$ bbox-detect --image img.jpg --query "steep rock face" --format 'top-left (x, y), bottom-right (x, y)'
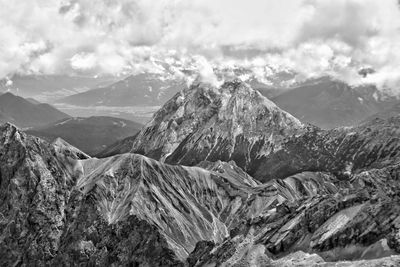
top-left (188, 162), bottom-right (400, 266)
top-left (59, 155), bottom-right (341, 263)
top-left (127, 79), bottom-right (304, 169)
top-left (0, 124), bottom-right (185, 265)
top-left (0, 123), bottom-right (78, 266)
top-left (0, 124), bottom-right (355, 265)
top-left (58, 155), bottom-right (359, 266)
top-left (255, 116), bottom-right (400, 181)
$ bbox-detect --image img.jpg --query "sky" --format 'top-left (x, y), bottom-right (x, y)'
top-left (1, 0), bottom-right (400, 90)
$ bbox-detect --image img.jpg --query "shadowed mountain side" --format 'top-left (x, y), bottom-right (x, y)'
top-left (271, 77), bottom-right (396, 129)
top-left (250, 116), bottom-right (400, 181)
top-left (0, 92), bottom-right (70, 128)
top-left (363, 101), bottom-right (400, 122)
top-left (26, 116), bottom-right (143, 155)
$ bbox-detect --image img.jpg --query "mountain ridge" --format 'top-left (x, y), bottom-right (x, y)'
top-left (1, 123), bottom-right (400, 266)
top-left (1, 78), bottom-right (400, 266)
top-left (0, 92), bottom-right (70, 128)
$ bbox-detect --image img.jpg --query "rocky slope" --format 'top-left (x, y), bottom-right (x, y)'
top-left (0, 123), bottom-right (337, 265)
top-left (0, 123), bottom-right (210, 265)
top-left (1, 111), bottom-right (400, 266)
top-left (2, 79), bottom-right (400, 266)
top-left (188, 160), bottom-right (400, 266)
top-left (250, 116), bottom-right (400, 181)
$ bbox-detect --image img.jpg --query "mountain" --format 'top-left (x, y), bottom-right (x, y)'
top-left (363, 100), bottom-right (400, 122)
top-left (25, 97), bottom-right (41, 104)
top-left (0, 74), bottom-right (117, 102)
top-left (26, 116), bottom-right (143, 155)
top-left (271, 77), bottom-right (396, 129)
top-left (0, 92), bottom-right (70, 128)
top-left (107, 79), bottom-right (304, 163)
top-left (57, 73), bottom-right (187, 107)
top-left (100, 80), bottom-right (400, 183)
top-left (1, 123), bottom-right (400, 266)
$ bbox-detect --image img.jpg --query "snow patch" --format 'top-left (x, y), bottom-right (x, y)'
top-left (373, 92), bottom-right (379, 101)
top-left (56, 118), bottom-right (72, 126)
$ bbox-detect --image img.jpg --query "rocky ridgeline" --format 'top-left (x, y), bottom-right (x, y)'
top-left (0, 123), bottom-right (348, 265)
top-left (1, 79), bottom-right (400, 266)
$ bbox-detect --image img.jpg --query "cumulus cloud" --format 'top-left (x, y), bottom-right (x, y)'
top-left (1, 0), bottom-right (400, 92)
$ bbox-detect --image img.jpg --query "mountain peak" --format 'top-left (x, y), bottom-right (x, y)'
top-left (119, 80), bottom-right (304, 174)
top-left (0, 122), bottom-right (24, 143)
top-left (1, 91), bottom-right (16, 97)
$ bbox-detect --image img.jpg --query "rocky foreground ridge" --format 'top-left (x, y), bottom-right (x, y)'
top-left (1, 80), bottom-right (400, 266)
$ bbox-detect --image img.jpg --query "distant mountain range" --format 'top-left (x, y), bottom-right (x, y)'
top-left (0, 92), bottom-right (70, 128)
top-left (26, 116), bottom-right (142, 155)
top-left (0, 74), bottom-right (118, 102)
top-left (0, 92), bottom-right (143, 154)
top-left (56, 73), bottom-right (187, 107)
top-left (53, 72), bottom-right (399, 129)
top-left (271, 77), bottom-right (397, 129)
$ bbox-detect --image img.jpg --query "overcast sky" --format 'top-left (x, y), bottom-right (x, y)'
top-left (1, 0), bottom-right (400, 90)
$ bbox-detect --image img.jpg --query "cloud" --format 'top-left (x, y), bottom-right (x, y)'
top-left (1, 0), bottom-right (400, 92)
top-left (193, 56), bottom-right (222, 87)
top-left (70, 52), bottom-right (97, 71)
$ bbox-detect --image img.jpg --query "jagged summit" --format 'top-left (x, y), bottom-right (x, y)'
top-left (0, 122), bottom-right (90, 161)
top-left (107, 80), bottom-right (304, 173)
